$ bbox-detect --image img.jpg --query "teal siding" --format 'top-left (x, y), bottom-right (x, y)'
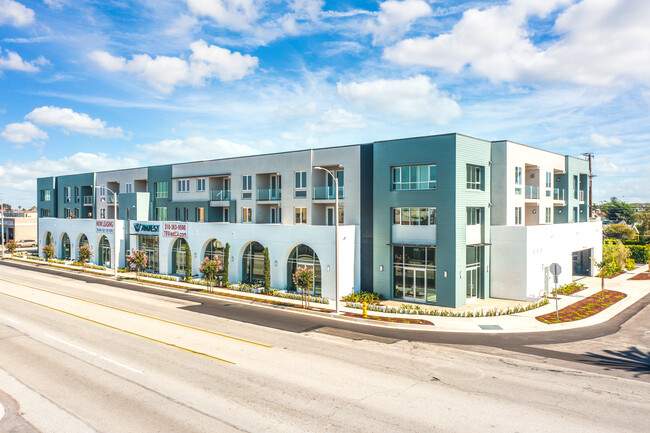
top-left (54, 173), bottom-right (95, 219)
top-left (148, 165), bottom-right (172, 221)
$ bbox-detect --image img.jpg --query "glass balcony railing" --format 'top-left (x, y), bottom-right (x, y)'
top-left (553, 188), bottom-right (565, 201)
top-left (211, 190), bottom-right (231, 201)
top-left (257, 188), bottom-right (281, 201)
top-left (525, 185), bottom-right (539, 199)
top-left (313, 186), bottom-right (344, 200)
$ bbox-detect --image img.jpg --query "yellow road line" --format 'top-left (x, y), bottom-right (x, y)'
top-left (0, 277), bottom-right (271, 349)
top-left (0, 290), bottom-right (234, 365)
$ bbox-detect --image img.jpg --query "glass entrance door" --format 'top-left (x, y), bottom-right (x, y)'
top-left (466, 267), bottom-right (479, 298)
top-left (404, 268), bottom-right (426, 301)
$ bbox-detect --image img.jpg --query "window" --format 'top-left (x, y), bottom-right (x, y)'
top-left (74, 208), bottom-right (80, 218)
top-left (392, 246), bottom-right (436, 303)
top-left (196, 207), bottom-right (205, 222)
top-left (515, 167), bottom-right (523, 185)
top-left (74, 186), bottom-right (80, 202)
top-left (545, 207), bottom-right (552, 224)
top-left (155, 207), bottom-right (167, 221)
top-left (155, 182), bottom-right (168, 198)
top-left (40, 189), bottom-right (51, 201)
top-left (242, 175), bottom-right (252, 199)
top-left (242, 207), bottom-right (252, 223)
top-left (99, 185), bottom-right (106, 201)
top-left (175, 208), bottom-right (180, 221)
top-left (177, 179), bottom-right (190, 193)
top-left (125, 183), bottom-right (132, 193)
top-left (100, 208), bottom-right (106, 219)
top-left (64, 187), bottom-right (71, 202)
top-left (392, 207), bottom-right (436, 225)
top-left (545, 172), bottom-right (552, 189)
top-left (466, 165), bottom-right (483, 190)
top-left (466, 207), bottom-right (482, 225)
top-left (197, 178), bottom-right (206, 192)
top-left (392, 164), bottom-right (436, 190)
top-left (40, 208), bottom-right (51, 217)
top-left (64, 208), bottom-right (71, 218)
top-left (573, 175), bottom-right (578, 199)
top-left (515, 207), bottom-right (522, 225)
top-left (183, 207), bottom-right (189, 222)
top-left (294, 171), bottom-right (307, 198)
top-left (125, 208), bottom-right (130, 220)
top-left (573, 206), bottom-right (578, 222)
top-left (295, 207), bottom-right (307, 224)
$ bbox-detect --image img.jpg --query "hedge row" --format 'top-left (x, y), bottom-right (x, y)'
top-left (628, 245), bottom-right (650, 263)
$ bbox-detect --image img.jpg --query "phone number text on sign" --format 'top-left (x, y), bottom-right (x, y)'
top-left (162, 223), bottom-right (188, 238)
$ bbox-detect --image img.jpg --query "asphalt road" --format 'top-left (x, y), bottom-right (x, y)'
top-left (0, 261), bottom-right (648, 432)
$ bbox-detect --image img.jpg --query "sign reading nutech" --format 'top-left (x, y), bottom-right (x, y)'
top-left (131, 222), bottom-right (160, 235)
top-left (162, 222), bottom-right (187, 238)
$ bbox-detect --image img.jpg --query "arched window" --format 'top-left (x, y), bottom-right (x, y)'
top-left (204, 239), bottom-right (225, 273)
top-left (287, 244), bottom-right (321, 296)
top-left (78, 234), bottom-right (89, 248)
top-left (171, 238), bottom-right (189, 275)
top-left (242, 241), bottom-right (265, 284)
top-left (98, 235), bottom-right (111, 268)
top-left (61, 233), bottom-right (71, 260)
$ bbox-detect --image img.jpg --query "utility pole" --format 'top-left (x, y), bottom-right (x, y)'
top-left (582, 153), bottom-right (595, 218)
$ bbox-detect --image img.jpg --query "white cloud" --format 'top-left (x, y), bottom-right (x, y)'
top-left (185, 0), bottom-right (261, 30)
top-left (589, 133), bottom-right (623, 148)
top-left (25, 106), bottom-right (126, 138)
top-left (366, 0), bottom-right (432, 45)
top-left (384, 0), bottom-right (650, 86)
top-left (337, 75), bottom-right (461, 124)
top-left (0, 0), bottom-right (35, 27)
top-left (43, 0), bottom-right (67, 9)
top-left (1, 121), bottom-right (47, 143)
top-left (306, 109), bottom-right (367, 133)
top-left (135, 136), bottom-right (261, 164)
top-left (0, 48), bottom-right (47, 72)
top-left (89, 40), bottom-right (257, 93)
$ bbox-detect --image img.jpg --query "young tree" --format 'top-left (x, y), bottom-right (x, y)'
top-left (199, 256), bottom-right (221, 293)
top-left (184, 242), bottom-right (192, 281)
top-left (604, 222), bottom-right (636, 240)
top-left (5, 240), bottom-right (17, 258)
top-left (263, 247), bottom-right (271, 293)
top-left (42, 244), bottom-right (55, 261)
top-left (77, 244), bottom-right (93, 272)
top-left (126, 249), bottom-right (147, 281)
top-left (635, 211), bottom-right (650, 240)
top-left (223, 243), bottom-right (230, 285)
top-left (293, 266), bottom-right (314, 309)
top-left (45, 231), bottom-right (53, 247)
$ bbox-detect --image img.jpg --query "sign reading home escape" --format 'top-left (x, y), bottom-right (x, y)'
top-left (96, 220), bottom-right (114, 234)
top-left (162, 222), bottom-right (187, 238)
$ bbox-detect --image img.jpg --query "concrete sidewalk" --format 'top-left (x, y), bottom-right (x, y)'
top-left (4, 255), bottom-right (649, 333)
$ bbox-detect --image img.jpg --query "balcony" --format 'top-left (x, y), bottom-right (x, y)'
top-left (553, 188), bottom-right (565, 204)
top-left (313, 186), bottom-right (344, 200)
top-left (257, 188), bottom-right (281, 201)
top-left (83, 195), bottom-right (93, 206)
top-left (579, 190), bottom-right (585, 204)
top-left (211, 190), bottom-right (231, 201)
top-left (525, 185), bottom-right (539, 200)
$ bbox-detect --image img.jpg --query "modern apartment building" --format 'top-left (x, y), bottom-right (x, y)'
top-left (37, 133), bottom-right (602, 308)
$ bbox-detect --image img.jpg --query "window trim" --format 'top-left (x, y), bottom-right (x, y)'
top-left (242, 207), bottom-right (252, 223)
top-left (466, 164), bottom-right (483, 191)
top-left (197, 178), bottom-right (206, 192)
top-left (392, 207), bottom-right (436, 226)
top-left (391, 164), bottom-right (437, 191)
top-left (295, 207), bottom-right (307, 224)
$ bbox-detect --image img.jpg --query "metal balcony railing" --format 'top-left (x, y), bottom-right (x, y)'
top-left (525, 185), bottom-right (539, 199)
top-left (313, 186), bottom-right (344, 200)
top-left (257, 188), bottom-right (281, 201)
top-left (211, 190), bottom-right (231, 201)
top-left (83, 195), bottom-right (93, 205)
top-left (579, 190), bottom-right (585, 203)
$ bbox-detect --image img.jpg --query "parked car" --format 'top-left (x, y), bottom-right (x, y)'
top-left (17, 239), bottom-right (37, 248)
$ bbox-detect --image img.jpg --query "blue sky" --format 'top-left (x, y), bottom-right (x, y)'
top-left (1, 0), bottom-right (649, 208)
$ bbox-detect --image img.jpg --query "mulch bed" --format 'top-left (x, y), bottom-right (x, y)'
top-left (343, 312), bottom-right (433, 325)
top-left (602, 271), bottom-right (626, 279)
top-left (536, 290), bottom-right (627, 324)
top-left (629, 272), bottom-right (650, 281)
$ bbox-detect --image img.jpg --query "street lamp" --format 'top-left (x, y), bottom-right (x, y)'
top-left (314, 166), bottom-right (341, 314)
top-left (94, 185), bottom-right (118, 278)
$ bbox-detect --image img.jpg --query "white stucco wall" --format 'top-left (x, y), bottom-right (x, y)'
top-left (39, 218), bottom-right (127, 268)
top-left (491, 221), bottom-right (602, 300)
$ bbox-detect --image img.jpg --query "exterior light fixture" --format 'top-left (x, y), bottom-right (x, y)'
top-left (379, 265), bottom-right (383, 271)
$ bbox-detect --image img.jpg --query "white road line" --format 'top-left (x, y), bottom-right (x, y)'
top-left (5, 317), bottom-right (19, 324)
top-left (44, 333), bottom-right (143, 374)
